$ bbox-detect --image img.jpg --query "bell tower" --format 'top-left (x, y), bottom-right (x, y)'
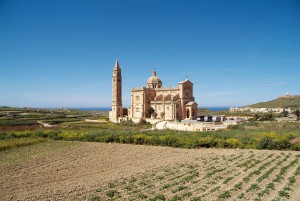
top-left (111, 59), bottom-right (123, 122)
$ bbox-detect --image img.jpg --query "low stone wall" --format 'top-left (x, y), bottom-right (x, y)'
top-left (130, 118), bottom-right (162, 124)
top-left (131, 118), bottom-right (142, 124)
top-left (85, 119), bottom-right (107, 123)
top-left (144, 118), bottom-right (162, 124)
top-left (156, 121), bottom-right (228, 132)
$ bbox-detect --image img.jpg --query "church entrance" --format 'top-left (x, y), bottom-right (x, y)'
top-left (186, 109), bottom-right (190, 119)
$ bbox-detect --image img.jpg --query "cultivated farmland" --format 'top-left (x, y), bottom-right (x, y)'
top-left (1, 141), bottom-right (299, 201)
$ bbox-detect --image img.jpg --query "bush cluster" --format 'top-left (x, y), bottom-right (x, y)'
top-left (256, 132), bottom-right (295, 150)
top-left (1, 129), bottom-right (298, 151)
top-left (1, 122), bottom-right (299, 151)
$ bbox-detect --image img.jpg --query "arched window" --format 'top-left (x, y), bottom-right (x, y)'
top-left (185, 91), bottom-right (189, 97)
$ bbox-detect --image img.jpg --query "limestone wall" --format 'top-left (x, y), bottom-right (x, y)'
top-left (156, 121), bottom-right (228, 132)
top-left (85, 119), bottom-right (107, 123)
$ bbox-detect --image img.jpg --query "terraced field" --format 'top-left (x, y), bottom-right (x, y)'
top-left (0, 141), bottom-right (299, 201)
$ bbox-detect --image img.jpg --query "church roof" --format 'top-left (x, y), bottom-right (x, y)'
top-left (178, 78), bottom-right (192, 84)
top-left (185, 101), bottom-right (197, 106)
top-left (147, 68), bottom-right (162, 85)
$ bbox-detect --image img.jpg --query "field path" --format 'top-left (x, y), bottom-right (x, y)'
top-left (0, 141), bottom-right (299, 200)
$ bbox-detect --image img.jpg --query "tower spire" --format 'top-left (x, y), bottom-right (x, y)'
top-left (114, 58), bottom-right (120, 69)
top-left (152, 68), bottom-right (156, 76)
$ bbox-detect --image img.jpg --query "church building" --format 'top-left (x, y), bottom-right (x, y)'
top-left (109, 59), bottom-right (198, 123)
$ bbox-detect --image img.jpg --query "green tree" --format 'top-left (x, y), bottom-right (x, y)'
top-left (281, 110), bottom-right (289, 117)
top-left (253, 113), bottom-right (260, 121)
top-left (259, 113), bottom-right (275, 121)
top-left (294, 109), bottom-right (300, 121)
top-left (146, 107), bottom-right (155, 118)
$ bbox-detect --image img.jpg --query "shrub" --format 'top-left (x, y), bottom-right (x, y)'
top-left (144, 135), bottom-right (153, 144)
top-left (257, 138), bottom-right (274, 150)
top-left (258, 113), bottom-right (275, 121)
top-left (272, 137), bottom-right (291, 150)
top-left (133, 134), bottom-right (146, 144)
top-left (159, 135), bottom-right (178, 147)
top-left (263, 132), bottom-right (277, 138)
top-left (257, 135), bottom-right (292, 150)
top-left (137, 118), bottom-right (149, 125)
top-left (225, 138), bottom-right (240, 148)
top-left (291, 143), bottom-right (300, 151)
top-left (120, 119), bottom-right (136, 126)
top-left (198, 137), bottom-right (215, 148)
top-left (85, 132), bottom-right (97, 142)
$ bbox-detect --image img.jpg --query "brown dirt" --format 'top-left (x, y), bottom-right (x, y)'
top-left (0, 141), bottom-right (300, 201)
top-left (290, 136), bottom-right (300, 144)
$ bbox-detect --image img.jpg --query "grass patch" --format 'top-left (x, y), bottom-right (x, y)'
top-left (0, 137), bottom-right (46, 151)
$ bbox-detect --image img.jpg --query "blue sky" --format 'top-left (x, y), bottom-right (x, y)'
top-left (1, 0), bottom-right (300, 108)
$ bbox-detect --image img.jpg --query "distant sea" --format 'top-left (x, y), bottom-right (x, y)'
top-left (76, 107), bottom-right (230, 111)
top-left (203, 107), bottom-right (230, 111)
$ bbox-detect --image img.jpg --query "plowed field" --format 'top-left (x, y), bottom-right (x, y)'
top-left (1, 141), bottom-right (299, 201)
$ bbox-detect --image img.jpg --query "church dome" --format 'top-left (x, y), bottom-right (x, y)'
top-left (147, 69), bottom-right (162, 88)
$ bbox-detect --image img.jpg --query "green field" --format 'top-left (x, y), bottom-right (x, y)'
top-left (1, 107), bottom-right (300, 151)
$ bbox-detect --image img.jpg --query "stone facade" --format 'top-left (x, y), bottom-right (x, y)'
top-left (109, 60), bottom-right (198, 122)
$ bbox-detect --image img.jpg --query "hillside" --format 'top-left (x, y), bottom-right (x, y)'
top-left (246, 94), bottom-right (300, 109)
